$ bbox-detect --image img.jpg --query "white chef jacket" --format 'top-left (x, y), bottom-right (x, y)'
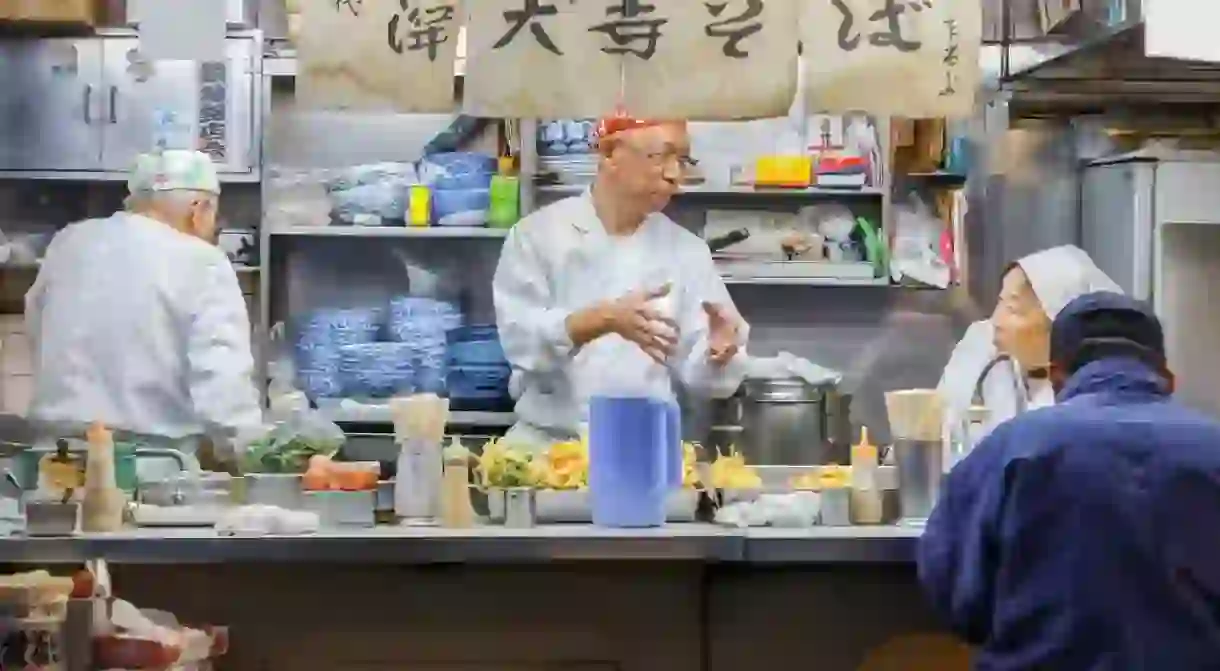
top-left (493, 190), bottom-right (749, 444)
top-left (23, 212), bottom-right (263, 442)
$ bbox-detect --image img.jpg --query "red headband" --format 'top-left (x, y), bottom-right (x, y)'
top-left (593, 106), bottom-right (667, 148)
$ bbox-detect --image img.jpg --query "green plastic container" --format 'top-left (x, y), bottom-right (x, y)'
top-left (487, 174), bottom-right (520, 229)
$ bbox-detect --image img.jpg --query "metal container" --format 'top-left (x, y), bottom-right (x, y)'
top-left (25, 501), bottom-right (79, 536)
top-left (819, 488), bottom-right (851, 526)
top-left (304, 491), bottom-right (375, 528)
top-left (503, 487), bottom-right (536, 528)
top-left (395, 439), bottom-right (442, 523)
top-left (893, 439), bottom-right (942, 527)
top-left (242, 474), bottom-right (303, 510)
top-left (715, 378), bottom-right (852, 465)
top-left (877, 465), bottom-right (900, 524)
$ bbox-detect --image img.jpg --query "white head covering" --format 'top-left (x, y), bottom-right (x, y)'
top-left (1012, 244), bottom-right (1122, 319)
top-left (127, 150), bottom-right (220, 195)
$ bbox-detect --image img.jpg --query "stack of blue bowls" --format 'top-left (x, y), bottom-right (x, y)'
top-left (386, 296), bottom-right (463, 395)
top-left (294, 307), bottom-right (383, 400)
top-left (338, 342), bottom-right (416, 398)
top-left (446, 324), bottom-right (511, 410)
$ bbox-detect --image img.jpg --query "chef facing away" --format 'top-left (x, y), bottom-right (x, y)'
top-left (23, 150), bottom-right (263, 464)
top-left (493, 112), bottom-right (748, 448)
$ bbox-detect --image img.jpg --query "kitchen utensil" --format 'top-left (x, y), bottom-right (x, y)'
top-left (303, 490), bottom-right (375, 528)
top-left (392, 394), bottom-right (449, 523)
top-left (706, 228), bottom-right (751, 253)
top-left (885, 389), bottom-right (944, 527)
top-left (503, 487), bottom-right (536, 528)
top-left (877, 465), bottom-right (900, 524)
top-left (243, 473), bottom-right (303, 510)
top-left (819, 487), bottom-right (851, 526)
top-left (25, 501), bottom-right (79, 536)
top-left (718, 378), bottom-right (853, 466)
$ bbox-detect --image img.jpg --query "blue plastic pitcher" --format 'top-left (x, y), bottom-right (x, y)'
top-left (589, 395), bottom-right (668, 527)
top-left (663, 401), bottom-right (682, 489)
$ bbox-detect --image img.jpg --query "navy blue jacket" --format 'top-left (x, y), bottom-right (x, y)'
top-left (918, 358), bottom-right (1220, 670)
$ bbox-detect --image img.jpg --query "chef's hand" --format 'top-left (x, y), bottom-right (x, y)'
top-left (607, 285), bottom-right (680, 364)
top-left (703, 301), bottom-right (741, 367)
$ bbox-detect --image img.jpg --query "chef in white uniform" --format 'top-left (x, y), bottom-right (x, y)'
top-left (24, 150), bottom-right (263, 465)
top-left (938, 245), bottom-right (1121, 438)
top-left (493, 112), bottom-right (748, 448)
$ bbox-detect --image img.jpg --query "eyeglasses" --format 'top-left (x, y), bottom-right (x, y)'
top-left (619, 143), bottom-right (699, 170)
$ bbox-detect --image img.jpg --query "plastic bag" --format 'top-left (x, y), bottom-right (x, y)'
top-left (890, 194), bottom-right (951, 288)
top-left (331, 180), bottom-right (409, 223)
top-left (325, 162), bottom-right (418, 192)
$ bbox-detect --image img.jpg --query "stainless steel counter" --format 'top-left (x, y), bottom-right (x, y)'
top-left (0, 524), bottom-right (920, 564)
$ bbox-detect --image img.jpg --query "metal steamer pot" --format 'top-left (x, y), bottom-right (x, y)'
top-left (711, 378), bottom-right (853, 466)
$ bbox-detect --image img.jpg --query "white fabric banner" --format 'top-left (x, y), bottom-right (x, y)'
top-left (463, 0), bottom-right (622, 118)
top-left (801, 0), bottom-right (981, 118)
top-left (621, 0), bottom-right (800, 120)
top-left (297, 0), bottom-right (460, 113)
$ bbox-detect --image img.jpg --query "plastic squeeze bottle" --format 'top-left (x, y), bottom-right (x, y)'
top-left (439, 437), bottom-right (475, 529)
top-left (849, 427), bottom-right (883, 525)
top-left (81, 422), bottom-right (125, 532)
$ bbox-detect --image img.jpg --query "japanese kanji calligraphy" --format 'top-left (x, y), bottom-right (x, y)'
top-left (296, 0), bottom-right (982, 119)
top-left (802, 0), bottom-right (981, 118)
top-left (297, 0), bottom-right (458, 113)
top-left (333, 0), bottom-right (361, 17)
top-left (622, 0), bottom-right (798, 119)
top-left (704, 0), bottom-right (765, 58)
top-left (464, 0), bottom-right (621, 118)
top-left (492, 0), bottom-right (563, 56)
top-left (587, 0), bottom-right (670, 60)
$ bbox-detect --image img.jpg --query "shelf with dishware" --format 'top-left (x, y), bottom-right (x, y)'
top-left (268, 226), bottom-right (509, 239)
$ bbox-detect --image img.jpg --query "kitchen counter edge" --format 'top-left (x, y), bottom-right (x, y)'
top-left (0, 526), bottom-right (921, 565)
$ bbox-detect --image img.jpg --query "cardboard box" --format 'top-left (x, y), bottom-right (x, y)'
top-left (9, 0), bottom-right (98, 25)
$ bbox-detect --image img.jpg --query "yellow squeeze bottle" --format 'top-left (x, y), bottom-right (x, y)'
top-left (849, 427), bottom-right (883, 525)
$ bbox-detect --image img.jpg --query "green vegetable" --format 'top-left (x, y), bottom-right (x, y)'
top-left (241, 434), bottom-right (338, 474)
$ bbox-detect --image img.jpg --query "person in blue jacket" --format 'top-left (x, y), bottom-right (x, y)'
top-left (918, 291), bottom-right (1220, 669)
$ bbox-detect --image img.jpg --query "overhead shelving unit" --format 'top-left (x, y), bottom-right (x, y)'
top-left (998, 15), bottom-right (1220, 114)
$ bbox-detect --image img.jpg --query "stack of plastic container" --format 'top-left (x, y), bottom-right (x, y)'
top-left (420, 152), bottom-right (496, 227)
top-left (445, 325), bottom-right (511, 411)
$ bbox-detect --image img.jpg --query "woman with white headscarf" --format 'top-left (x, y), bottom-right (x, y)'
top-left (938, 245), bottom-right (1122, 440)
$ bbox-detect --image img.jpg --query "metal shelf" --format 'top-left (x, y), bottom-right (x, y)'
top-left (319, 403), bottom-right (515, 427)
top-left (722, 276), bottom-right (889, 287)
top-left (536, 184), bottom-right (885, 198)
top-left (268, 226), bottom-right (510, 239)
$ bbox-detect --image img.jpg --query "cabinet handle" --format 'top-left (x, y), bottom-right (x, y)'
top-left (82, 85), bottom-right (92, 124)
top-left (108, 86), bottom-right (118, 124)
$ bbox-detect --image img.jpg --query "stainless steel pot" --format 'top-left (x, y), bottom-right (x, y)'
top-left (712, 378), bottom-right (852, 465)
